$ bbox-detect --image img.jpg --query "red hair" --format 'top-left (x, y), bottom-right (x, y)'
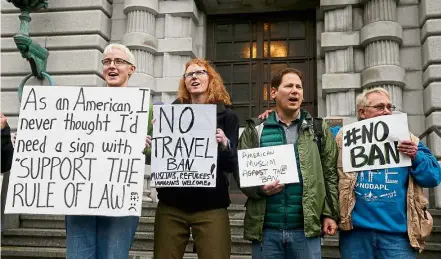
top-left (177, 59), bottom-right (232, 105)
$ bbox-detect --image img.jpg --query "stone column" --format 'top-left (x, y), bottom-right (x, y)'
top-left (122, 0), bottom-right (159, 202)
top-left (420, 0), bottom-right (441, 208)
top-left (360, 0), bottom-right (405, 109)
top-left (320, 1), bottom-right (363, 121)
top-left (122, 0), bottom-right (157, 91)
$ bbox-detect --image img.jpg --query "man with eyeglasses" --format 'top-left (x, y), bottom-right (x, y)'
top-left (335, 87), bottom-right (441, 259)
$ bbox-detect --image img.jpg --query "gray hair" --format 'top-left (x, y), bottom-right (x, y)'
top-left (103, 43), bottom-right (136, 67)
top-left (356, 87), bottom-right (391, 119)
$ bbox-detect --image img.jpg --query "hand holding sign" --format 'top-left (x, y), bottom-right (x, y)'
top-left (398, 140), bottom-right (418, 160)
top-left (216, 128), bottom-right (228, 149)
top-left (145, 135), bottom-right (152, 149)
top-left (261, 180), bottom-right (284, 196)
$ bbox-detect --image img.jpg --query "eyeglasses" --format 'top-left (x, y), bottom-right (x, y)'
top-left (101, 58), bottom-right (132, 67)
top-left (365, 104), bottom-right (396, 112)
top-left (183, 70), bottom-right (208, 79)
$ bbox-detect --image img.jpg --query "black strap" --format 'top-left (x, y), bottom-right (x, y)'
top-left (312, 118), bottom-right (323, 153)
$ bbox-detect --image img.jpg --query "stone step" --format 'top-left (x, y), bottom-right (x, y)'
top-left (0, 229), bottom-right (340, 256)
top-left (0, 247), bottom-right (254, 259)
top-left (0, 246), bottom-right (341, 259)
top-left (430, 209), bottom-right (441, 226)
top-left (20, 215), bottom-right (245, 236)
top-left (2, 241), bottom-right (441, 259)
top-left (0, 229), bottom-right (251, 255)
top-left (19, 214), bottom-right (441, 242)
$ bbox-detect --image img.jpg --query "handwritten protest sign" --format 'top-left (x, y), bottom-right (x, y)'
top-left (151, 104), bottom-right (217, 187)
top-left (5, 86), bottom-right (150, 216)
top-left (150, 105), bottom-right (217, 187)
top-left (342, 113), bottom-right (411, 172)
top-left (238, 144), bottom-right (299, 188)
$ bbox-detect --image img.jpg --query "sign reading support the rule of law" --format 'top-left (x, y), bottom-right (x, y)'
top-left (238, 144), bottom-right (299, 188)
top-left (342, 113), bottom-right (411, 172)
top-left (5, 86), bottom-right (150, 217)
top-left (150, 104), bottom-right (218, 188)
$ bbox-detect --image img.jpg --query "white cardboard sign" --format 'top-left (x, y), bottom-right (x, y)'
top-left (150, 104), bottom-right (218, 188)
top-left (5, 86), bottom-right (150, 216)
top-left (342, 113), bottom-right (411, 172)
top-left (238, 144), bottom-right (299, 188)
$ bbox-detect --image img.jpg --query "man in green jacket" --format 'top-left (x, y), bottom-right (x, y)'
top-left (238, 68), bottom-right (339, 259)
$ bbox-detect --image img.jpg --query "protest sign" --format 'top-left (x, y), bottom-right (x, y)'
top-left (238, 144), bottom-right (299, 188)
top-left (150, 104), bottom-right (217, 188)
top-left (5, 86), bottom-right (150, 217)
top-left (342, 113), bottom-right (411, 172)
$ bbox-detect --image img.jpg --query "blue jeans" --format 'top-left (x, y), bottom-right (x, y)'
top-left (339, 228), bottom-right (417, 259)
top-left (252, 228), bottom-right (321, 259)
top-left (65, 215), bottom-right (139, 259)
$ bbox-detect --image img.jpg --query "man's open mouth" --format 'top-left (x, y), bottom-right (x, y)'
top-left (289, 97), bottom-right (299, 102)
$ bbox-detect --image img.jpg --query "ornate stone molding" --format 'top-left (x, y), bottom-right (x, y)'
top-left (325, 5), bottom-right (352, 32)
top-left (360, 21), bottom-right (402, 45)
top-left (363, 0), bottom-right (397, 23)
top-left (364, 40), bottom-right (400, 67)
top-left (361, 65), bottom-right (405, 88)
top-left (325, 47), bottom-right (354, 73)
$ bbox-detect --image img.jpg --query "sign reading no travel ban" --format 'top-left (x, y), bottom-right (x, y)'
top-left (150, 104), bottom-right (218, 188)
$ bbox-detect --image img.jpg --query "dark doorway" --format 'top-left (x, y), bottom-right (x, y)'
top-left (207, 11), bottom-right (317, 204)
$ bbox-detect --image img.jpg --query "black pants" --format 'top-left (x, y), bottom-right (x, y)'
top-left (1, 171), bottom-right (10, 231)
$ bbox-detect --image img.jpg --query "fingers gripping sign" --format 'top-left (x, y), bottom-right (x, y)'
top-left (261, 180), bottom-right (284, 196)
top-left (397, 140), bottom-right (418, 160)
top-left (216, 128), bottom-right (228, 150)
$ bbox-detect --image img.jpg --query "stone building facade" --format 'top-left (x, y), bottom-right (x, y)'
top-left (1, 0), bottom-right (440, 206)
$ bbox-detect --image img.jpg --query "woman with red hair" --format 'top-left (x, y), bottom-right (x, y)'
top-left (149, 59), bottom-right (239, 259)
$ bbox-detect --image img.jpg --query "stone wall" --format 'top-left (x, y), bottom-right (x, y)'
top-left (1, 0), bottom-right (112, 129)
top-left (1, 0), bottom-right (206, 130)
top-left (420, 0), bottom-right (441, 159)
top-left (320, 0), bottom-right (441, 207)
top-left (320, 0), bottom-right (361, 125)
top-left (110, 0), bottom-right (206, 103)
top-left (420, 0), bottom-right (441, 207)
top-left (398, 0), bottom-right (425, 136)
top-left (319, 0), bottom-right (432, 133)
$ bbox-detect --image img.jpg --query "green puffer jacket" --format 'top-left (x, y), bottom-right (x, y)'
top-left (237, 109), bottom-right (339, 241)
top-left (260, 114), bottom-right (304, 230)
